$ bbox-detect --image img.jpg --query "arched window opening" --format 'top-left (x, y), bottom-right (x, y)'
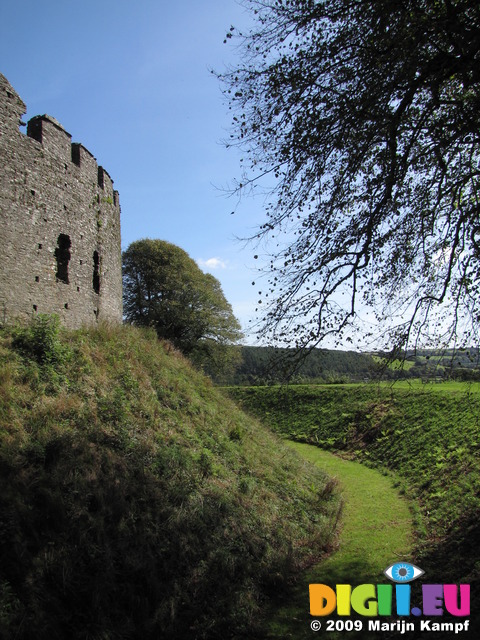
top-left (55, 234), bottom-right (71, 284)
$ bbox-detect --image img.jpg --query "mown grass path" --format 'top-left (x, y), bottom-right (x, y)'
top-left (265, 442), bottom-right (414, 639)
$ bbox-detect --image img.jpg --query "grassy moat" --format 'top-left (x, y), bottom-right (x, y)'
top-left (1, 316), bottom-right (478, 638)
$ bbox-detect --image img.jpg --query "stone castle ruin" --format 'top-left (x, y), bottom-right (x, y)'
top-left (0, 73), bottom-right (122, 328)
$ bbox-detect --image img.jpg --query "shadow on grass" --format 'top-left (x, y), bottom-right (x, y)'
top-left (415, 510), bottom-right (480, 640)
top-left (260, 558), bottom-right (379, 640)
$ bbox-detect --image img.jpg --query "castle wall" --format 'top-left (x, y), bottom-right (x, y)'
top-left (0, 73), bottom-right (122, 328)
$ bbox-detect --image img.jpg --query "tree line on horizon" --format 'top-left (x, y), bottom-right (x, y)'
top-left (216, 345), bottom-right (480, 385)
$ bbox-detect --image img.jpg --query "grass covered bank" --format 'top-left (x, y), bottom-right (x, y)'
top-left (0, 318), bottom-right (340, 640)
top-left (228, 383), bottom-right (480, 630)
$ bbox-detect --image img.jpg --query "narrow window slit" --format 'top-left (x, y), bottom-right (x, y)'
top-left (55, 234), bottom-right (71, 284)
top-left (93, 250), bottom-right (100, 294)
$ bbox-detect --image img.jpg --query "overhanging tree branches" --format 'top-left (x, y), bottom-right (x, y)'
top-left (219, 0), bottom-right (480, 351)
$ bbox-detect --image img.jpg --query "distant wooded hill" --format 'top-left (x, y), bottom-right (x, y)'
top-left (219, 346), bottom-right (480, 385)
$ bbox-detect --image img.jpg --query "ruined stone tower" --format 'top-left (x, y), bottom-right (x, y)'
top-left (0, 73), bottom-right (122, 328)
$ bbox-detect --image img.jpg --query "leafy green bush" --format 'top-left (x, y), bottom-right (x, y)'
top-left (11, 314), bottom-right (69, 366)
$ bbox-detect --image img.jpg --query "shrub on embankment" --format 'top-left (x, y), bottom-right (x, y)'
top-left (0, 318), bottom-right (340, 640)
top-left (228, 384), bottom-right (480, 594)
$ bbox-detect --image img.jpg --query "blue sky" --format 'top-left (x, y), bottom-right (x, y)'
top-left (0, 0), bottom-right (264, 340)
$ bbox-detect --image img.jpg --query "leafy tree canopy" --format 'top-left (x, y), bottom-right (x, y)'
top-left (122, 239), bottom-right (243, 376)
top-left (219, 0), bottom-right (480, 353)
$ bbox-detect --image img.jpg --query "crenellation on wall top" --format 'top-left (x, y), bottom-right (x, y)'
top-left (72, 141), bottom-right (95, 163)
top-left (98, 166), bottom-right (116, 195)
top-left (0, 73), bottom-right (26, 129)
top-left (71, 142), bottom-right (107, 190)
top-left (0, 74), bottom-right (116, 198)
top-left (28, 114), bottom-right (72, 138)
top-left (27, 114), bottom-right (72, 160)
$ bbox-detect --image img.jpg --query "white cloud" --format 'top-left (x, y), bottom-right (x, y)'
top-left (197, 257), bottom-right (228, 270)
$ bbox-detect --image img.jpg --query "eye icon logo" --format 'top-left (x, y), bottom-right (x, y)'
top-left (384, 562), bottom-right (424, 583)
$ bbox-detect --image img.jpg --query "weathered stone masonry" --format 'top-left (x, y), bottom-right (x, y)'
top-left (0, 72), bottom-right (122, 328)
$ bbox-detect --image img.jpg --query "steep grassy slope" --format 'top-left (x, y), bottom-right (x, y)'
top-left (0, 319), bottom-right (340, 640)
